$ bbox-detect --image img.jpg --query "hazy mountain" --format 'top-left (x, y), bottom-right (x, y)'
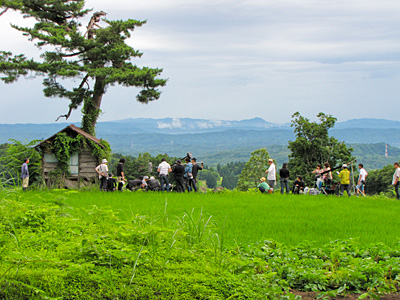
top-left (0, 117), bottom-right (399, 169)
top-left (335, 118), bottom-right (400, 129)
top-left (1, 117), bottom-right (400, 154)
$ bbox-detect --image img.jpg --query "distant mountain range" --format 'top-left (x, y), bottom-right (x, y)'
top-left (0, 117), bottom-right (399, 167)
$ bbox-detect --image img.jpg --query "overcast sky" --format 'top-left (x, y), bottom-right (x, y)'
top-left (1, 0), bottom-right (400, 124)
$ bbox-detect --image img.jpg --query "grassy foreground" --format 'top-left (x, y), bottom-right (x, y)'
top-left (1, 189), bottom-right (400, 299)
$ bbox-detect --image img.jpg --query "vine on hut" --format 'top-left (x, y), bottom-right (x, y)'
top-left (48, 133), bottom-right (110, 175)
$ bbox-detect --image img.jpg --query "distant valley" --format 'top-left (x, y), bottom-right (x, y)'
top-left (0, 117), bottom-right (399, 169)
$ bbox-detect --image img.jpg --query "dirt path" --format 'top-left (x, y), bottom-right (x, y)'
top-left (291, 290), bottom-right (400, 299)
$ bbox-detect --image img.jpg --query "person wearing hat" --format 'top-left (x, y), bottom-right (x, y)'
top-left (338, 164), bottom-right (351, 196)
top-left (141, 176), bottom-right (149, 190)
top-left (257, 177), bottom-right (272, 194)
top-left (265, 158), bottom-right (276, 193)
top-left (95, 158), bottom-right (109, 191)
top-left (172, 160), bottom-right (185, 192)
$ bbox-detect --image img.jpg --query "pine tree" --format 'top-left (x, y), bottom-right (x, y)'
top-left (0, 0), bottom-right (166, 135)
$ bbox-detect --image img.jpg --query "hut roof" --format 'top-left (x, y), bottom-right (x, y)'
top-left (35, 124), bottom-right (105, 150)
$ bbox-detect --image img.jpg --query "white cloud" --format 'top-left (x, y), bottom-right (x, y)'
top-left (157, 118), bottom-right (183, 129)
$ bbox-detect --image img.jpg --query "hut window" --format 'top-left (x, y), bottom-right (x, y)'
top-left (69, 153), bottom-right (79, 175)
top-left (44, 153), bottom-right (58, 163)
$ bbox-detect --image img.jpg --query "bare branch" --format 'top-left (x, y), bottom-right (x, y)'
top-left (55, 107), bottom-right (73, 122)
top-left (55, 74), bottom-right (90, 122)
top-left (85, 11), bottom-right (107, 39)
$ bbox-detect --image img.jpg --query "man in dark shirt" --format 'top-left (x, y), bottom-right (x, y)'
top-left (172, 160), bottom-right (185, 192)
top-left (116, 158), bottom-right (125, 191)
top-left (279, 162), bottom-right (290, 194)
top-left (292, 175), bottom-right (306, 194)
top-left (191, 158), bottom-right (203, 192)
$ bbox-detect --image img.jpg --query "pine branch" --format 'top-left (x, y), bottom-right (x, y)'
top-left (0, 8), bottom-right (8, 17)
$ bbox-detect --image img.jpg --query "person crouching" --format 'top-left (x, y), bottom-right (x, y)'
top-left (257, 177), bottom-right (273, 194)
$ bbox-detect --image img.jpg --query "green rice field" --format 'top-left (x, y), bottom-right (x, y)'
top-left (2, 189), bottom-right (400, 299)
top-left (22, 190), bottom-right (400, 247)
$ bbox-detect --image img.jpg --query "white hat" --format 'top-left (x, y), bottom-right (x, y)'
top-left (150, 176), bottom-right (155, 180)
top-left (102, 159), bottom-right (108, 163)
top-left (143, 176), bottom-right (149, 180)
top-left (342, 164), bottom-right (347, 168)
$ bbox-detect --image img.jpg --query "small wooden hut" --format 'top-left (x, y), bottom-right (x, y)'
top-left (35, 124), bottom-right (105, 188)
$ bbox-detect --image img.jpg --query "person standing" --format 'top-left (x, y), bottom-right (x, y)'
top-left (184, 157), bottom-right (195, 192)
top-left (157, 158), bottom-right (172, 192)
top-left (21, 158), bottom-right (29, 191)
top-left (95, 159), bottom-right (109, 191)
top-left (323, 162), bottom-right (333, 185)
top-left (279, 162), bottom-right (290, 194)
top-left (265, 158), bottom-right (276, 193)
top-left (191, 158), bottom-right (203, 192)
top-left (172, 160), bottom-right (185, 192)
top-left (116, 158), bottom-right (126, 192)
top-left (338, 164), bottom-right (351, 197)
top-left (356, 163), bottom-right (368, 196)
top-left (392, 162), bottom-right (400, 200)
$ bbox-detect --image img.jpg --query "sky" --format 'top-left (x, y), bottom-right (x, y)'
top-left (1, 0), bottom-right (400, 124)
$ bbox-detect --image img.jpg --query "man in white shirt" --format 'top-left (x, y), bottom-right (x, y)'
top-left (157, 158), bottom-right (172, 192)
top-left (265, 158), bottom-right (276, 193)
top-left (356, 163), bottom-right (368, 196)
top-left (392, 162), bottom-right (400, 200)
top-left (95, 159), bottom-right (109, 191)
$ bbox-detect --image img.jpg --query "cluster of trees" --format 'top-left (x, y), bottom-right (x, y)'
top-left (218, 162), bottom-right (246, 190)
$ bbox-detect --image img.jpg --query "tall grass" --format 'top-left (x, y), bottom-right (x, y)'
top-left (14, 189), bottom-right (400, 247)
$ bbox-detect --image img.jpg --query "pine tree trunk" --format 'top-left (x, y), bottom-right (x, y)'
top-left (82, 77), bottom-right (105, 135)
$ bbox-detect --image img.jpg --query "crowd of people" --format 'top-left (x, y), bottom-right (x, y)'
top-left (94, 156), bottom-right (204, 192)
top-left (256, 159), bottom-right (400, 198)
top-left (19, 156), bottom-right (400, 199)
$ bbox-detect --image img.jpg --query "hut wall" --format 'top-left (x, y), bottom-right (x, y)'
top-left (79, 150), bottom-right (98, 179)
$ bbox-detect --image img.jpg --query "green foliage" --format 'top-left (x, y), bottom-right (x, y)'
top-left (198, 169), bottom-right (220, 189)
top-left (350, 143), bottom-right (399, 170)
top-left (288, 112), bottom-right (354, 185)
top-left (0, 0), bottom-right (167, 135)
top-left (237, 148), bottom-right (270, 191)
top-left (366, 164), bottom-right (396, 196)
top-left (219, 161), bottom-right (245, 190)
top-left (0, 140), bottom-right (42, 187)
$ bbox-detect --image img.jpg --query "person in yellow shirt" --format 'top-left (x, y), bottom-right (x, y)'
top-left (338, 164), bottom-right (351, 196)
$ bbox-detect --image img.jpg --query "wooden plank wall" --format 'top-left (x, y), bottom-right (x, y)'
top-left (79, 150), bottom-right (98, 179)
